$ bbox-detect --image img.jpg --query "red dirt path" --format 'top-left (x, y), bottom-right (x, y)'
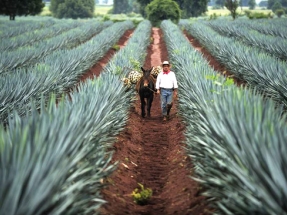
top-left (79, 27), bottom-right (228, 214)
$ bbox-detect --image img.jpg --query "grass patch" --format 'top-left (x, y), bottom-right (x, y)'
top-left (40, 6), bottom-right (52, 16)
top-left (95, 5), bottom-right (113, 15)
top-left (132, 183), bottom-right (152, 205)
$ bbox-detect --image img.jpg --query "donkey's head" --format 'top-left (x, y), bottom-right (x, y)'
top-left (140, 67), bottom-right (154, 87)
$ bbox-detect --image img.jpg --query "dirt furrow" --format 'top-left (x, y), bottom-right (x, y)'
top-left (99, 28), bottom-right (211, 215)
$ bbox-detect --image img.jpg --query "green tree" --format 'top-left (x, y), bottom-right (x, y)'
top-left (267, 0), bottom-right (276, 8)
top-left (175, 0), bottom-right (184, 8)
top-left (136, 0), bottom-right (150, 16)
top-left (176, 0), bottom-right (208, 18)
top-left (50, 0), bottom-right (64, 13)
top-left (268, 0), bottom-right (287, 8)
top-left (185, 0), bottom-right (209, 17)
top-left (145, 0), bottom-right (181, 26)
top-left (129, 0), bottom-right (141, 13)
top-left (137, 0), bottom-right (208, 18)
top-left (225, 0), bottom-right (239, 19)
top-left (0, 0), bottom-right (45, 20)
top-left (271, 0), bottom-right (283, 11)
top-left (113, 0), bottom-right (131, 13)
top-left (50, 0), bottom-right (94, 18)
top-left (249, 0), bottom-right (256, 9)
top-left (275, 8), bottom-right (285, 16)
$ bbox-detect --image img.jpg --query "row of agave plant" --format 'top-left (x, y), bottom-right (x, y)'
top-left (1, 19), bottom-right (74, 52)
top-left (0, 20), bottom-right (112, 72)
top-left (0, 18), bottom-right (56, 39)
top-left (225, 18), bottom-right (287, 39)
top-left (0, 20), bottom-right (152, 215)
top-left (161, 19), bottom-right (287, 215)
top-left (0, 21), bottom-right (132, 124)
top-left (179, 20), bottom-right (287, 109)
top-left (204, 19), bottom-right (287, 60)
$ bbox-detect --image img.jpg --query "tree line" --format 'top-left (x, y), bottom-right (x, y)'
top-left (0, 0), bottom-right (208, 20)
top-left (0, 0), bottom-right (285, 21)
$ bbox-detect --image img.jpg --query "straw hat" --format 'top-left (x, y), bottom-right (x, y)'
top-left (162, 61), bottom-right (170, 65)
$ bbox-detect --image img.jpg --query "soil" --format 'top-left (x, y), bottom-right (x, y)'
top-left (80, 28), bottom-right (223, 215)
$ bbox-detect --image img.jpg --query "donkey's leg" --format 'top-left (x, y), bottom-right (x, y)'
top-left (147, 94), bottom-right (154, 117)
top-left (140, 96), bottom-right (146, 117)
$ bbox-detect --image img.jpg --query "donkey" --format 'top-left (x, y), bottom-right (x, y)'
top-left (136, 67), bottom-right (156, 118)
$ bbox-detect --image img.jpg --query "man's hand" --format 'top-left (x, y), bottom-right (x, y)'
top-left (157, 89), bottom-right (160, 94)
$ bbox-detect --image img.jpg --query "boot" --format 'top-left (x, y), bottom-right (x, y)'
top-left (167, 103), bottom-right (173, 117)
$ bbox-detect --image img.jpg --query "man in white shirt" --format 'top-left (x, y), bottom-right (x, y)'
top-left (156, 61), bottom-right (178, 121)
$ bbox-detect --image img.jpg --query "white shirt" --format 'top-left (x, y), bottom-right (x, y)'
top-left (156, 71), bottom-right (178, 90)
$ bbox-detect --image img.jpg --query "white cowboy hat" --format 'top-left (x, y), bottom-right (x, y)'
top-left (162, 61), bottom-right (170, 65)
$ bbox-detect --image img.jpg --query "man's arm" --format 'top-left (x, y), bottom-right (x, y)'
top-left (156, 73), bottom-right (161, 94)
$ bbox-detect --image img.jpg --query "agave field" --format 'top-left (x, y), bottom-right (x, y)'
top-left (0, 16), bottom-right (287, 215)
top-left (173, 18), bottom-right (287, 214)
